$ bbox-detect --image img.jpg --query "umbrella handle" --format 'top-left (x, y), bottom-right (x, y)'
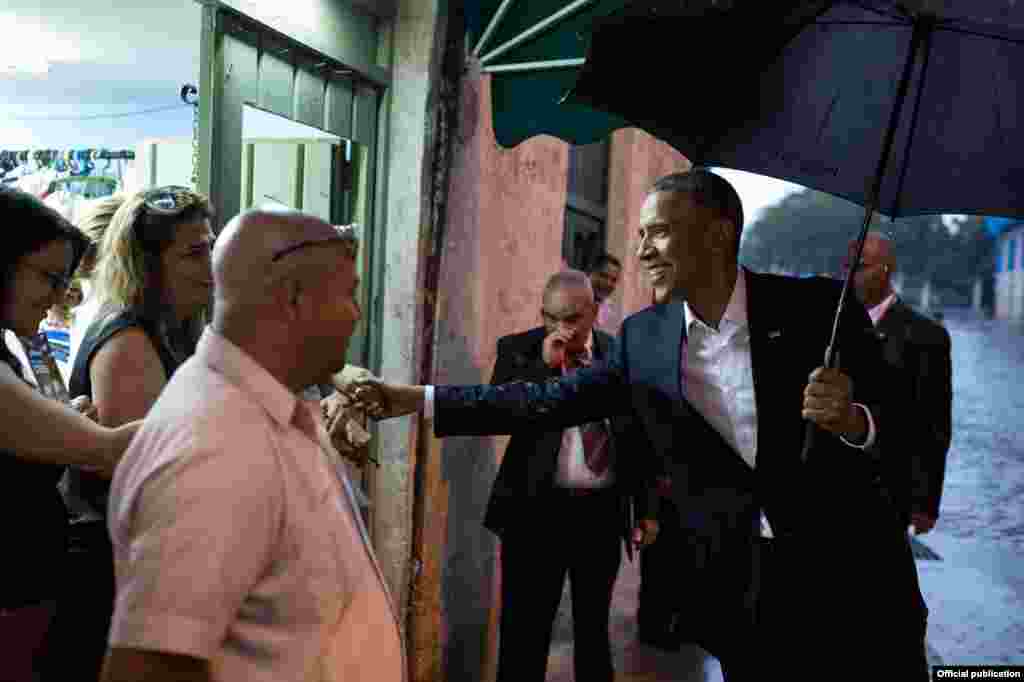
top-left (799, 347), bottom-right (838, 464)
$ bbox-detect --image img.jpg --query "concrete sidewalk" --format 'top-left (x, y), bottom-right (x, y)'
top-left (914, 530), bottom-right (1024, 667)
top-left (544, 546), bottom-right (950, 682)
top-left (546, 548), bottom-right (722, 682)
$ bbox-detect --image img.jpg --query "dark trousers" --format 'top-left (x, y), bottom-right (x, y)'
top-left (0, 599), bottom-right (55, 682)
top-left (41, 522), bottom-right (115, 682)
top-left (497, 487), bottom-right (623, 682)
top-left (716, 535), bottom-right (930, 682)
top-left (636, 496), bottom-right (685, 649)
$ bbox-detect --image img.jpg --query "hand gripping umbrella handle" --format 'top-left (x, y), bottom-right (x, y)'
top-left (800, 346), bottom-right (839, 464)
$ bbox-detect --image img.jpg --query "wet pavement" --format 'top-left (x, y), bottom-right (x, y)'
top-left (916, 309), bottom-right (1024, 667)
top-left (543, 308), bottom-right (1024, 680)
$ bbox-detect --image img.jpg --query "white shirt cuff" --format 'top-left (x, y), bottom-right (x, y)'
top-left (423, 385), bottom-right (435, 420)
top-left (841, 403), bottom-right (876, 450)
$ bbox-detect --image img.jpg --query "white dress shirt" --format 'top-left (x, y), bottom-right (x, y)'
top-left (680, 271), bottom-right (875, 537)
top-left (868, 292), bottom-right (898, 326)
top-left (554, 336), bottom-right (615, 489)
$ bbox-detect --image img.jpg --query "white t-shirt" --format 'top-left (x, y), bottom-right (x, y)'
top-left (69, 280), bottom-right (102, 374)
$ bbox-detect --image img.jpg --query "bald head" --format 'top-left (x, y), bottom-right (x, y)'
top-left (855, 232), bottom-right (896, 270)
top-left (849, 231), bottom-right (896, 308)
top-left (213, 208), bottom-right (358, 310)
top-left (211, 207), bottom-right (363, 391)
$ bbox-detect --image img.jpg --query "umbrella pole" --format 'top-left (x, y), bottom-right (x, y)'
top-left (801, 15), bottom-right (933, 463)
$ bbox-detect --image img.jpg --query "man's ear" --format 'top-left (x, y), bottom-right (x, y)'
top-left (274, 277), bottom-right (304, 322)
top-left (709, 217), bottom-right (733, 255)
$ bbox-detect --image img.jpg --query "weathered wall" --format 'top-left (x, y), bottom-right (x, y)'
top-left (604, 128), bottom-right (691, 328)
top-left (430, 62), bottom-right (569, 682)
top-left (373, 0), bottom-right (446, 647)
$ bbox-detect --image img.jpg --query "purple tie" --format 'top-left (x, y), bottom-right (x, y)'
top-left (565, 351), bottom-right (611, 476)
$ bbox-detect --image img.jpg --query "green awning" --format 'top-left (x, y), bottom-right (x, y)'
top-left (466, 0), bottom-right (634, 148)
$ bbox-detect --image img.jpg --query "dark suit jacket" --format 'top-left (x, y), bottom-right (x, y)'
top-left (434, 270), bottom-right (924, 639)
top-left (483, 326), bottom-right (659, 561)
top-left (874, 298), bottom-right (953, 522)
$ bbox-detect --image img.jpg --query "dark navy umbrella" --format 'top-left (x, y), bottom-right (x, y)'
top-left (567, 0), bottom-right (1024, 458)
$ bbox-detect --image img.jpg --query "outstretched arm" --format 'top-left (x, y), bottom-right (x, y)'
top-left (432, 362), bottom-right (628, 437)
top-left (0, 362), bottom-right (138, 477)
top-left (341, 335), bottom-right (633, 437)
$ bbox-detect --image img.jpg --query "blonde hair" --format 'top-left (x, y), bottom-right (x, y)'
top-left (78, 194), bottom-right (126, 245)
top-left (76, 194), bottom-right (127, 278)
top-left (92, 187), bottom-right (212, 314)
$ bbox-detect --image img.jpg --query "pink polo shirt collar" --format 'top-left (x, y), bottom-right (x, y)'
top-left (197, 327), bottom-right (298, 428)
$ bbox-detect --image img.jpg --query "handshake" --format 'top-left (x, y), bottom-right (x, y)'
top-left (322, 366), bottom-right (426, 464)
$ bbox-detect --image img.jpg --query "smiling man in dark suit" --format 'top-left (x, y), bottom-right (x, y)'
top-left (485, 269), bottom-right (659, 682)
top-left (350, 169), bottom-right (929, 682)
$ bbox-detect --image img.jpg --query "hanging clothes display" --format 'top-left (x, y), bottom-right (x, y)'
top-left (1, 149), bottom-right (133, 223)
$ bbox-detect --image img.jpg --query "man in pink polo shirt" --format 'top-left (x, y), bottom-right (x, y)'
top-left (100, 209), bottom-right (404, 682)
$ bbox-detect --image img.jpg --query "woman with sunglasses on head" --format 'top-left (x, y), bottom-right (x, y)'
top-left (54, 186), bottom-right (214, 680)
top-left (0, 187), bottom-right (139, 682)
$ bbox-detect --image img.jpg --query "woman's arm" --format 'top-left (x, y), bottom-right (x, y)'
top-left (90, 328), bottom-right (168, 427)
top-left (0, 363), bottom-right (136, 474)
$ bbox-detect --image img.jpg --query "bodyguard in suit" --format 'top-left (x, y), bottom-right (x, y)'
top-left (847, 232), bottom-right (953, 534)
top-left (486, 269), bottom-right (660, 682)
top-left (351, 169), bottom-right (929, 682)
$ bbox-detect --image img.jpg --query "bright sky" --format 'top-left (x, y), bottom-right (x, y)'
top-left (711, 167), bottom-right (805, 228)
top-left (711, 167), bottom-right (966, 234)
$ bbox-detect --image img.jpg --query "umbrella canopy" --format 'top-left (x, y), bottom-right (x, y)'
top-left (467, 0), bottom-right (648, 148)
top-left (562, 0), bottom-right (1024, 458)
top-left (568, 0), bottom-right (1024, 220)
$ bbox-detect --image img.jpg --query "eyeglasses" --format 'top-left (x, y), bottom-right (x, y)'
top-left (541, 309), bottom-right (585, 325)
top-left (271, 224), bottom-right (359, 262)
top-left (21, 262), bottom-right (72, 293)
top-left (850, 261), bottom-right (887, 272)
top-left (141, 185), bottom-right (199, 216)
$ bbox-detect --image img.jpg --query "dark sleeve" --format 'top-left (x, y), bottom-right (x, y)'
top-left (489, 336), bottom-right (517, 386)
top-left (617, 411), bottom-right (662, 521)
top-left (835, 286), bottom-right (886, 458)
top-left (434, 331), bottom-right (631, 437)
top-left (909, 325), bottom-right (953, 519)
top-left (593, 333), bottom-right (659, 521)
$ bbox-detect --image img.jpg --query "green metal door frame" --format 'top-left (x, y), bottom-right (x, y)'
top-left (195, 0), bottom-right (389, 376)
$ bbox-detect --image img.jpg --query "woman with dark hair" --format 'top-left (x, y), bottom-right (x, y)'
top-left (58, 185), bottom-right (214, 679)
top-left (0, 187), bottom-right (139, 681)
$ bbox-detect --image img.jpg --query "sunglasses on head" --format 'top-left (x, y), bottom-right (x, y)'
top-left (141, 185), bottom-right (199, 216)
top-left (270, 224), bottom-right (359, 262)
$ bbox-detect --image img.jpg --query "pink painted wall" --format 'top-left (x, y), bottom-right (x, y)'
top-left (431, 71), bottom-right (690, 682)
top-left (603, 128), bottom-right (692, 330)
top-left (436, 65), bottom-right (569, 380)
top-left (432, 63), bottom-right (570, 682)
